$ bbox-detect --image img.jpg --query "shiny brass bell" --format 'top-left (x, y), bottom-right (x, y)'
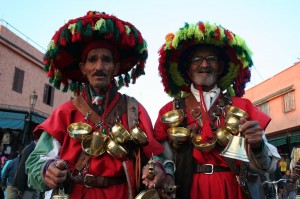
top-left (220, 135), bottom-right (249, 162)
top-left (52, 186), bottom-right (69, 199)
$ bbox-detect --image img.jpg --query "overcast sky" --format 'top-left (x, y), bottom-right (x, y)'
top-left (1, 0), bottom-right (300, 122)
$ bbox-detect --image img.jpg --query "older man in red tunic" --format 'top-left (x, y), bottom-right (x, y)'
top-left (26, 11), bottom-right (173, 199)
top-left (154, 22), bottom-right (280, 199)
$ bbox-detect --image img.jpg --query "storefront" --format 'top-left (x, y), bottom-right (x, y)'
top-left (0, 108), bottom-right (46, 159)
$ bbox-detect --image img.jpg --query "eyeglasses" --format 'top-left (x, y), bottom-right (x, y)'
top-left (191, 56), bottom-right (219, 65)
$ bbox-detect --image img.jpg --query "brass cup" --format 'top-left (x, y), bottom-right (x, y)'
top-left (135, 189), bottom-right (160, 199)
top-left (224, 115), bottom-right (241, 135)
top-left (161, 109), bottom-right (184, 127)
top-left (106, 138), bottom-right (128, 159)
top-left (67, 122), bottom-right (92, 139)
top-left (110, 123), bottom-right (133, 144)
top-left (225, 105), bottom-right (249, 135)
top-left (167, 127), bottom-right (191, 145)
top-left (81, 132), bottom-right (108, 156)
top-left (192, 135), bottom-right (216, 152)
top-left (216, 127), bottom-right (233, 146)
top-left (131, 126), bottom-right (148, 145)
top-left (225, 105), bottom-right (249, 119)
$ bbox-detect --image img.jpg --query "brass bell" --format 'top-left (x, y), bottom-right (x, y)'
top-left (220, 135), bottom-right (249, 162)
top-left (52, 186), bottom-right (69, 199)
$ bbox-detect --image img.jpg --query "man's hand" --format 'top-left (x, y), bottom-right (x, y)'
top-left (239, 118), bottom-right (263, 150)
top-left (142, 161), bottom-right (165, 189)
top-left (44, 159), bottom-right (68, 189)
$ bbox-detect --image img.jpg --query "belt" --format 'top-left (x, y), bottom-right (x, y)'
top-left (80, 174), bottom-right (127, 188)
top-left (194, 164), bottom-right (230, 174)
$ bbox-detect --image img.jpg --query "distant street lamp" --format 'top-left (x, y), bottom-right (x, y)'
top-left (22, 90), bottom-right (38, 145)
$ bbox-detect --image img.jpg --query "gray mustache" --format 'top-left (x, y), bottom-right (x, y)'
top-left (197, 67), bottom-right (214, 73)
top-left (92, 70), bottom-right (107, 77)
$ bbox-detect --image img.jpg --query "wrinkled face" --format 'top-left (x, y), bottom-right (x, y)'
top-left (187, 46), bottom-right (224, 90)
top-left (80, 48), bottom-right (119, 94)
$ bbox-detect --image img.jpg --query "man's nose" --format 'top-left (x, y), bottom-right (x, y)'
top-left (199, 58), bottom-right (209, 67)
top-left (95, 59), bottom-right (105, 69)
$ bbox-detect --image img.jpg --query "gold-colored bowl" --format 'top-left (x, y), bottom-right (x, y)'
top-left (131, 126), bottom-right (148, 145)
top-left (135, 189), bottom-right (160, 199)
top-left (192, 135), bottom-right (216, 152)
top-left (110, 123), bottom-right (132, 144)
top-left (216, 127), bottom-right (233, 146)
top-left (225, 105), bottom-right (249, 119)
top-left (81, 132), bottom-right (108, 156)
top-left (106, 138), bottom-right (128, 159)
top-left (67, 122), bottom-right (92, 139)
top-left (167, 127), bottom-right (191, 144)
top-left (161, 109), bottom-right (184, 127)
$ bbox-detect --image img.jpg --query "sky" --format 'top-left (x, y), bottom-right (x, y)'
top-left (1, 0), bottom-right (300, 122)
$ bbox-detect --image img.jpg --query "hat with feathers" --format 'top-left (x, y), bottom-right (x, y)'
top-left (158, 21), bottom-right (253, 97)
top-left (43, 11), bottom-right (148, 94)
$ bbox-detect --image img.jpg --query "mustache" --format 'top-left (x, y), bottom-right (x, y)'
top-left (92, 70), bottom-right (107, 77)
top-left (197, 67), bottom-right (214, 73)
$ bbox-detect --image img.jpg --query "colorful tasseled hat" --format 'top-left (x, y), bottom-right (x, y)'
top-left (43, 11), bottom-right (148, 94)
top-left (158, 21), bottom-right (253, 97)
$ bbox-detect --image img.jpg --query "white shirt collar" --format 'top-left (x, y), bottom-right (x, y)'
top-left (190, 84), bottom-right (221, 110)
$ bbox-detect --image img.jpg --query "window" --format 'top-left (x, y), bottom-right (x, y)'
top-left (12, 67), bottom-right (24, 93)
top-left (43, 84), bottom-right (54, 106)
top-left (259, 102), bottom-right (270, 116)
top-left (283, 91), bottom-right (295, 113)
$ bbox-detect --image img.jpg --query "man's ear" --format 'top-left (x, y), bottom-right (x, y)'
top-left (218, 61), bottom-right (225, 76)
top-left (79, 62), bottom-right (86, 76)
top-left (113, 62), bottom-right (120, 76)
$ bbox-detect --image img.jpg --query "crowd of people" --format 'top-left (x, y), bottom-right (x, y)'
top-left (1, 10), bottom-right (300, 199)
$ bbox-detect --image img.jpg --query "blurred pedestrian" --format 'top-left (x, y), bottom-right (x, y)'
top-left (1, 154), bottom-right (19, 199)
top-left (282, 169), bottom-right (297, 199)
top-left (13, 140), bottom-right (40, 199)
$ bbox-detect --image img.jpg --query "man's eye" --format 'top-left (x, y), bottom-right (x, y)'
top-left (102, 56), bottom-right (113, 63)
top-left (206, 56), bottom-right (218, 62)
top-left (87, 56), bottom-right (98, 63)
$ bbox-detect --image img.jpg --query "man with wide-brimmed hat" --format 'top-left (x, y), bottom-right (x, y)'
top-left (25, 11), bottom-right (172, 199)
top-left (154, 21), bottom-right (281, 199)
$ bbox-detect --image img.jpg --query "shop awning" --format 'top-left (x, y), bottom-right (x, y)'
top-left (0, 111), bottom-right (25, 130)
top-left (0, 110), bottom-right (46, 130)
top-left (268, 137), bottom-right (287, 146)
top-left (290, 132), bottom-right (300, 143)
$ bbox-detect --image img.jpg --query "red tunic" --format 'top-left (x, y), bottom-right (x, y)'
top-left (154, 96), bottom-right (271, 199)
top-left (34, 93), bottom-right (164, 199)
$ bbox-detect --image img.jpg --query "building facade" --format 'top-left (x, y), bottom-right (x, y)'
top-left (0, 23), bottom-right (72, 156)
top-left (244, 62), bottom-right (300, 168)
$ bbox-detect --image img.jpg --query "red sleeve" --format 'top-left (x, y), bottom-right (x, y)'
top-left (232, 97), bottom-right (271, 130)
top-left (137, 103), bottom-right (164, 158)
top-left (153, 101), bottom-right (174, 141)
